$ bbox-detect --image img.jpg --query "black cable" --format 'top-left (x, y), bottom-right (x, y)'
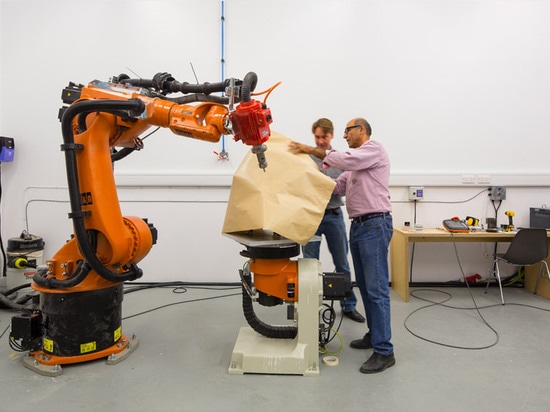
top-left (126, 281), bottom-right (240, 288)
top-left (405, 285), bottom-right (550, 351)
top-left (0, 283), bottom-right (34, 309)
top-left (0, 289), bottom-right (26, 310)
top-left (122, 291), bottom-right (240, 321)
top-left (421, 188), bottom-right (489, 204)
top-left (404, 288), bottom-right (500, 350)
top-left (407, 189), bottom-right (489, 283)
top-left (411, 287), bottom-right (550, 313)
top-left (0, 162), bottom-right (6, 278)
top-left (405, 229), bottom-right (509, 350)
top-left (60, 98), bottom-right (146, 284)
top-left (393, 188), bottom-right (488, 205)
top-left (319, 301), bottom-right (344, 346)
top-left (3, 282), bottom-right (32, 296)
top-left (139, 126), bottom-right (160, 141)
top-left (122, 281), bottom-right (240, 295)
top-left (492, 199), bottom-right (502, 220)
top-left (404, 230), bottom-right (503, 349)
top-left (409, 243), bottom-right (416, 283)
top-left (121, 279), bottom-right (239, 298)
top-left (122, 284), bottom-right (187, 295)
top-left (240, 269), bottom-right (297, 339)
top-left (0, 281), bottom-right (241, 345)
top-left (490, 199), bottom-right (504, 258)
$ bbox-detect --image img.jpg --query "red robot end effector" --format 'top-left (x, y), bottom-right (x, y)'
top-left (229, 99), bottom-right (273, 171)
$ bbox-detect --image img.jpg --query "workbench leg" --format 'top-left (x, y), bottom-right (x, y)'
top-left (390, 230), bottom-right (410, 302)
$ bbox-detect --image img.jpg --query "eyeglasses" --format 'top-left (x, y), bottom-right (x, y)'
top-left (344, 125), bottom-right (361, 134)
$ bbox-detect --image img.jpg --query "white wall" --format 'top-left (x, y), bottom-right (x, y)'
top-left (1, 0), bottom-right (550, 284)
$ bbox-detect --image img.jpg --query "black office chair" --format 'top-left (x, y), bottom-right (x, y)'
top-left (485, 228), bottom-right (549, 304)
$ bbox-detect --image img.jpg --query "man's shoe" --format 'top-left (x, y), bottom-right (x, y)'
top-left (343, 310), bottom-right (365, 323)
top-left (360, 352), bottom-right (395, 374)
top-left (350, 333), bottom-right (373, 349)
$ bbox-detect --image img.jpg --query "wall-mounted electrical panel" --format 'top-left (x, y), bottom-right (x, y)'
top-left (0, 136), bottom-right (15, 162)
top-left (409, 186), bottom-right (424, 200)
top-left (488, 186), bottom-right (506, 201)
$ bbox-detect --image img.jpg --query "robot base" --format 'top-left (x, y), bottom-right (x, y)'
top-left (228, 259), bottom-right (322, 376)
top-left (22, 334), bottom-right (139, 377)
top-left (228, 327), bottom-right (320, 376)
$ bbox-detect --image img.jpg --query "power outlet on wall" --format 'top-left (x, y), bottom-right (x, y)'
top-left (409, 186), bottom-right (424, 200)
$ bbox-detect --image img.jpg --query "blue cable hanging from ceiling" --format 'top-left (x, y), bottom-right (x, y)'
top-left (220, 0), bottom-right (227, 156)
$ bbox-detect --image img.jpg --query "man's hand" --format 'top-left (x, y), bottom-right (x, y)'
top-left (288, 141), bottom-right (308, 154)
top-left (288, 141), bottom-right (326, 159)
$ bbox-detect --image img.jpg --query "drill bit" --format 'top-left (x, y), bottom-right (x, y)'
top-left (252, 144), bottom-right (268, 172)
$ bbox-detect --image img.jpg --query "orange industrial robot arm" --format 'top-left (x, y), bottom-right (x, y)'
top-left (32, 71), bottom-right (273, 293)
top-left (9, 71), bottom-right (277, 375)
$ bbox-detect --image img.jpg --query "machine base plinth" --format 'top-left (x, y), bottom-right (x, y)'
top-left (228, 327), bottom-right (319, 376)
top-left (229, 258), bottom-right (323, 377)
top-left (22, 334), bottom-right (139, 377)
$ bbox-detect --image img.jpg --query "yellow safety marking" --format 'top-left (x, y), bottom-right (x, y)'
top-left (43, 338), bottom-right (54, 353)
top-left (114, 326), bottom-right (122, 342)
top-left (80, 341), bottom-right (97, 354)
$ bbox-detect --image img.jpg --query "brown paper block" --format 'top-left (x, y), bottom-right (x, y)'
top-left (222, 131), bottom-right (336, 245)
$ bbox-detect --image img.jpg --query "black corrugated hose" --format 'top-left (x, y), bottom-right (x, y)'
top-left (240, 269), bottom-right (297, 339)
top-left (59, 98), bottom-right (146, 285)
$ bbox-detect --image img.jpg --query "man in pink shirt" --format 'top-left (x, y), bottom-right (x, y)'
top-left (289, 117), bottom-right (395, 374)
top-left (303, 118), bottom-right (365, 324)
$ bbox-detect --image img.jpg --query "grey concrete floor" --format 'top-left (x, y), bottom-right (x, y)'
top-left (1, 284), bottom-right (550, 412)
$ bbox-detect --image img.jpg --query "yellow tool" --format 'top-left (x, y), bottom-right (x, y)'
top-left (504, 210), bottom-right (515, 231)
top-left (465, 216), bottom-right (480, 226)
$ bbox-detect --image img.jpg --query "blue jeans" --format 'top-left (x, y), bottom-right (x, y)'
top-left (350, 214), bottom-right (393, 355)
top-left (302, 208), bottom-right (358, 312)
